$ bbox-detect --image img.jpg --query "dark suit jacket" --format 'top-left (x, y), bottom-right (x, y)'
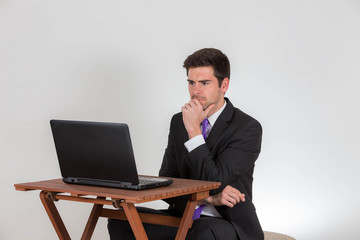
top-left (159, 98), bottom-right (264, 240)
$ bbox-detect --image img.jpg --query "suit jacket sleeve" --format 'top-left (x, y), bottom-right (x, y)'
top-left (159, 115), bottom-right (189, 211)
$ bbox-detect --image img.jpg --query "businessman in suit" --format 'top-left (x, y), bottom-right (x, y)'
top-left (108, 48), bottom-right (263, 239)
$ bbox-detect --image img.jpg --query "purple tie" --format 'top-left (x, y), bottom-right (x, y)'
top-left (201, 118), bottom-right (209, 139)
top-left (192, 118), bottom-right (209, 220)
top-left (192, 204), bottom-right (205, 220)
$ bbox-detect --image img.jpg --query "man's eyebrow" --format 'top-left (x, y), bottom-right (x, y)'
top-left (187, 79), bottom-right (211, 82)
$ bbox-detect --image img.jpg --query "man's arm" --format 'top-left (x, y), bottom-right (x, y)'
top-left (185, 100), bottom-right (261, 182)
top-left (181, 99), bottom-right (260, 207)
top-left (187, 119), bottom-right (262, 193)
top-left (158, 115), bottom-right (190, 213)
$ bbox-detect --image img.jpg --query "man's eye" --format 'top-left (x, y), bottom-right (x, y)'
top-left (188, 81), bottom-right (195, 85)
top-left (202, 82), bottom-right (209, 85)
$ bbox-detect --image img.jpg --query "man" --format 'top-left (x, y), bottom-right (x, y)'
top-left (108, 48), bottom-right (263, 240)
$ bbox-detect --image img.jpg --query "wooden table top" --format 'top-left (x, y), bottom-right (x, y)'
top-left (14, 177), bottom-right (220, 203)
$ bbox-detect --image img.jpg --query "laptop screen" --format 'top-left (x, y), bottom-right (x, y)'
top-left (50, 120), bottom-right (140, 185)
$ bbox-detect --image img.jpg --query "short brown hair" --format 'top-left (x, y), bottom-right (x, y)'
top-left (183, 48), bottom-right (230, 86)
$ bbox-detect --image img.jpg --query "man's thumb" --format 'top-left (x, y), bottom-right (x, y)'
top-left (204, 104), bottom-right (215, 117)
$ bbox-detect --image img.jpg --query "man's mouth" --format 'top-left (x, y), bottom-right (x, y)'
top-left (192, 95), bottom-right (206, 101)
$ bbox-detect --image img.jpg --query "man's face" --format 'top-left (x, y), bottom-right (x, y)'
top-left (187, 66), bottom-right (229, 115)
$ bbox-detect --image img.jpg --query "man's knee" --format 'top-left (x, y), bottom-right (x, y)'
top-left (108, 218), bottom-right (135, 240)
top-left (186, 217), bottom-right (238, 240)
top-left (186, 219), bottom-right (216, 240)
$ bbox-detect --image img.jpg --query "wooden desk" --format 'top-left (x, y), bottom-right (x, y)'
top-left (14, 177), bottom-right (220, 240)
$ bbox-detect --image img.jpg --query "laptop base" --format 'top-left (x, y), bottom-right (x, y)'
top-left (63, 176), bottom-right (173, 190)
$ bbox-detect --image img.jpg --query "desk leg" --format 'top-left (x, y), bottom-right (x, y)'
top-left (81, 197), bottom-right (105, 240)
top-left (175, 198), bottom-right (197, 240)
top-left (120, 202), bottom-right (148, 240)
top-left (39, 191), bottom-right (71, 240)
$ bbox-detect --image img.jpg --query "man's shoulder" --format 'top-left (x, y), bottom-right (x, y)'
top-left (226, 100), bottom-right (262, 129)
top-left (171, 112), bottom-right (183, 121)
top-left (173, 111), bottom-right (183, 118)
top-left (169, 112), bottom-right (185, 128)
top-left (233, 107), bottom-right (259, 122)
top-left (223, 107), bottom-right (263, 143)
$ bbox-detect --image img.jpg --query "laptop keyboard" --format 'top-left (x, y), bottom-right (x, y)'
top-left (138, 176), bottom-right (164, 185)
top-left (139, 178), bottom-right (154, 185)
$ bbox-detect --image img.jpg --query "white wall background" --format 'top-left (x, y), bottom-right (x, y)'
top-left (1, 0), bottom-right (359, 239)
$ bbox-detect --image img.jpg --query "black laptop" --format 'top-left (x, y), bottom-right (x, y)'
top-left (50, 119), bottom-right (173, 190)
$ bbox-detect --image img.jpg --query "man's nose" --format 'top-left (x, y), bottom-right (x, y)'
top-left (193, 83), bottom-right (202, 94)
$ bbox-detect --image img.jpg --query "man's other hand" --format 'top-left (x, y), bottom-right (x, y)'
top-left (206, 185), bottom-right (245, 208)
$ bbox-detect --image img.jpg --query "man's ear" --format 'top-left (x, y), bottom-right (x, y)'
top-left (221, 78), bottom-right (230, 94)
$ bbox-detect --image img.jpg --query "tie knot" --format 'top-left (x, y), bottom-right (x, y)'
top-left (202, 118), bottom-right (209, 127)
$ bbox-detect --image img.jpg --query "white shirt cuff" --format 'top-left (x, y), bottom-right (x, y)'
top-left (184, 135), bottom-right (205, 152)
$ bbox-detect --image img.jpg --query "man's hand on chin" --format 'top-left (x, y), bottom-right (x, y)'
top-left (181, 99), bottom-right (214, 139)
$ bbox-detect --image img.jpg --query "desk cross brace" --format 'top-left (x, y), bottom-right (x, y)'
top-left (43, 191), bottom-right (125, 207)
top-left (46, 191), bottom-right (126, 209)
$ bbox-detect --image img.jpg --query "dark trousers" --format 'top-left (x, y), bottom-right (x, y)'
top-left (107, 207), bottom-right (239, 240)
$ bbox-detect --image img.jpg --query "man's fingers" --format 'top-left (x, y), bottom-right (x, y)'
top-left (223, 185), bottom-right (246, 204)
top-left (226, 197), bottom-right (236, 207)
top-left (181, 106), bottom-right (187, 112)
top-left (240, 193), bottom-right (246, 202)
top-left (219, 196), bottom-right (233, 208)
top-left (192, 98), bottom-right (202, 106)
top-left (219, 190), bottom-right (236, 207)
top-left (183, 99), bottom-right (204, 112)
top-left (186, 99), bottom-right (200, 109)
top-left (229, 187), bottom-right (245, 203)
top-left (185, 102), bottom-right (194, 109)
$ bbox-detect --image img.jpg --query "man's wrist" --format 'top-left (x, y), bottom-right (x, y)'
top-left (205, 196), bottom-right (213, 205)
top-left (186, 128), bottom-right (202, 139)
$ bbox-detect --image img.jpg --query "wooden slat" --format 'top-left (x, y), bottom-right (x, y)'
top-left (100, 208), bottom-right (182, 227)
top-left (15, 187), bottom-right (31, 191)
top-left (55, 194), bottom-right (113, 205)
